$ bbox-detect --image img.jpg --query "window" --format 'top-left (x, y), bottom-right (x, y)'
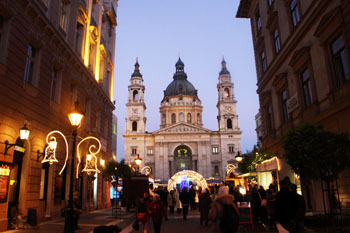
top-left (224, 88), bottom-right (230, 98)
top-left (59, 0), bottom-right (69, 31)
top-left (50, 69), bottom-right (61, 102)
top-left (228, 146), bottom-right (235, 153)
top-left (331, 35), bottom-right (350, 87)
top-left (273, 28), bottom-right (281, 53)
top-left (113, 124), bottom-right (117, 135)
top-left (179, 113), bottom-right (184, 122)
top-left (227, 119), bottom-right (232, 129)
top-left (131, 148), bottom-right (137, 155)
top-left (133, 90), bottom-right (139, 101)
top-left (132, 121), bottom-right (137, 131)
top-left (24, 44), bottom-right (36, 85)
top-left (0, 16), bottom-right (3, 42)
top-left (187, 113), bottom-right (192, 123)
top-left (40, 164), bottom-right (49, 200)
top-left (301, 68), bottom-right (312, 108)
top-left (162, 114), bottom-right (166, 125)
top-left (281, 90), bottom-right (288, 122)
top-left (268, 0), bottom-right (274, 7)
top-left (147, 148), bottom-right (153, 155)
top-left (75, 22), bottom-right (85, 56)
top-left (256, 11), bottom-right (262, 31)
top-left (290, 0), bottom-right (300, 27)
top-left (261, 51), bottom-right (267, 73)
top-left (212, 146), bottom-right (219, 154)
top-left (214, 165), bottom-right (219, 176)
top-left (266, 104), bottom-right (273, 132)
top-left (197, 113), bottom-right (201, 124)
top-left (171, 113), bottom-right (176, 124)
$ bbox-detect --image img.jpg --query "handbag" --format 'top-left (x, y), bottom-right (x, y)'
top-left (137, 212), bottom-right (147, 222)
top-left (258, 192), bottom-right (267, 207)
top-left (132, 219), bottom-right (139, 231)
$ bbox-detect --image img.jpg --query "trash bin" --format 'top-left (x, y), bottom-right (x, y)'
top-left (27, 208), bottom-right (37, 226)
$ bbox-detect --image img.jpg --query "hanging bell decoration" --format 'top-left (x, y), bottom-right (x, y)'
top-left (41, 131), bottom-right (69, 175)
top-left (42, 137), bottom-right (59, 165)
top-left (76, 136), bottom-right (101, 178)
top-left (82, 153), bottom-right (100, 175)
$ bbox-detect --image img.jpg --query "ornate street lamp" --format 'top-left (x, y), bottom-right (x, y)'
top-left (64, 104), bottom-right (84, 233)
top-left (235, 151), bottom-right (243, 162)
top-left (3, 124), bottom-right (30, 154)
top-left (134, 154), bottom-right (142, 172)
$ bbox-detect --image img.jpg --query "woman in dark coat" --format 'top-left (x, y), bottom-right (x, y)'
top-left (199, 188), bottom-right (212, 226)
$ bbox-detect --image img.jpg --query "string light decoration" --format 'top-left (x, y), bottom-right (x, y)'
top-left (168, 170), bottom-right (208, 191)
top-left (141, 166), bottom-right (152, 176)
top-left (76, 136), bottom-right (101, 178)
top-left (41, 130), bottom-right (69, 175)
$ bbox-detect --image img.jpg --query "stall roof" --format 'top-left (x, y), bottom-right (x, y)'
top-left (237, 172), bottom-right (257, 178)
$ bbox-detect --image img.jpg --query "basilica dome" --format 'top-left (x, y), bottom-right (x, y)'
top-left (163, 58), bottom-right (198, 99)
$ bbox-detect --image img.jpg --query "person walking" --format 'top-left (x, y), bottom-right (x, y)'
top-left (189, 186), bottom-right (196, 210)
top-left (275, 180), bottom-right (296, 232)
top-left (175, 188), bottom-right (182, 213)
top-left (290, 184), bottom-right (306, 233)
top-left (73, 192), bottom-right (82, 230)
top-left (167, 190), bottom-right (176, 214)
top-left (199, 188), bottom-right (212, 226)
top-left (179, 187), bottom-right (191, 220)
top-left (137, 192), bottom-right (151, 233)
top-left (266, 184), bottom-right (277, 230)
top-left (148, 194), bottom-right (168, 233)
top-left (209, 186), bottom-right (239, 233)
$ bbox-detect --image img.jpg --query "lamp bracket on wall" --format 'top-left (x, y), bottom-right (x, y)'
top-left (37, 145), bottom-right (48, 161)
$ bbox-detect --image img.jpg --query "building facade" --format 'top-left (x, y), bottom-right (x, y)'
top-left (0, 0), bottom-right (117, 230)
top-left (237, 0), bottom-right (350, 213)
top-left (123, 58), bottom-right (242, 183)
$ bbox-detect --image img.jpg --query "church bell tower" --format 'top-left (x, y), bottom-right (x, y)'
top-left (217, 58), bottom-right (239, 131)
top-left (125, 59), bottom-right (147, 133)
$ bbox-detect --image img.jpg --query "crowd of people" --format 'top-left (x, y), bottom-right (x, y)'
top-left (134, 176), bottom-right (306, 233)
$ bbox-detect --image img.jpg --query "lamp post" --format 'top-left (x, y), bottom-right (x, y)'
top-left (134, 154), bottom-right (142, 173)
top-left (64, 107), bottom-right (84, 233)
top-left (235, 151), bottom-right (243, 162)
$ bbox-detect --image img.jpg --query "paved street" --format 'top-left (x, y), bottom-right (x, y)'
top-left (6, 208), bottom-right (134, 233)
top-left (6, 207), bottom-right (349, 233)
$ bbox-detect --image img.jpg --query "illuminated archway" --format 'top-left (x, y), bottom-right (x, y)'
top-left (168, 170), bottom-right (208, 191)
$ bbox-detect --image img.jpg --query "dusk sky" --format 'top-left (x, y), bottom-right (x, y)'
top-left (113, 0), bottom-right (259, 160)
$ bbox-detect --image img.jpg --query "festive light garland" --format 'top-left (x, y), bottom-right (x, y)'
top-left (168, 170), bottom-right (208, 190)
top-left (76, 136), bottom-right (101, 178)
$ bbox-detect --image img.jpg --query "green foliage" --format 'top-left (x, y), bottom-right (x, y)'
top-left (238, 146), bottom-right (275, 173)
top-left (282, 123), bottom-right (350, 182)
top-left (102, 159), bottom-right (132, 182)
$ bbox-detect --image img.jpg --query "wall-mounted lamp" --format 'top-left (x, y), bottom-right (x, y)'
top-left (3, 124), bottom-right (30, 155)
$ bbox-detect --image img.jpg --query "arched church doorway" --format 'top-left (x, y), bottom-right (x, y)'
top-left (168, 170), bottom-right (208, 191)
top-left (173, 145), bottom-right (192, 172)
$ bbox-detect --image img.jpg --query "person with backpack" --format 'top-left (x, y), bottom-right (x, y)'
top-left (209, 186), bottom-right (239, 233)
top-left (148, 194), bottom-right (168, 233)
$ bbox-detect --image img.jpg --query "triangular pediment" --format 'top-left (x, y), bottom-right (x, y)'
top-left (153, 123), bottom-right (212, 134)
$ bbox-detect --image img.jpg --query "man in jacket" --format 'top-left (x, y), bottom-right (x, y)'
top-left (180, 188), bottom-right (191, 220)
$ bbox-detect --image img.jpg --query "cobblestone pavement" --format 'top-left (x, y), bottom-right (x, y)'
top-left (5, 208), bottom-right (134, 233)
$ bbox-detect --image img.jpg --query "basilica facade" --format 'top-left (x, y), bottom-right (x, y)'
top-left (123, 58), bottom-right (242, 181)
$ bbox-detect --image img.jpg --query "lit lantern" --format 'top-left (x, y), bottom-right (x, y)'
top-left (235, 151), bottom-right (243, 162)
top-left (0, 165), bottom-right (10, 176)
top-left (134, 154), bottom-right (142, 166)
top-left (100, 159), bottom-right (105, 166)
top-left (19, 124), bottom-right (30, 140)
top-left (68, 103), bottom-right (84, 127)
